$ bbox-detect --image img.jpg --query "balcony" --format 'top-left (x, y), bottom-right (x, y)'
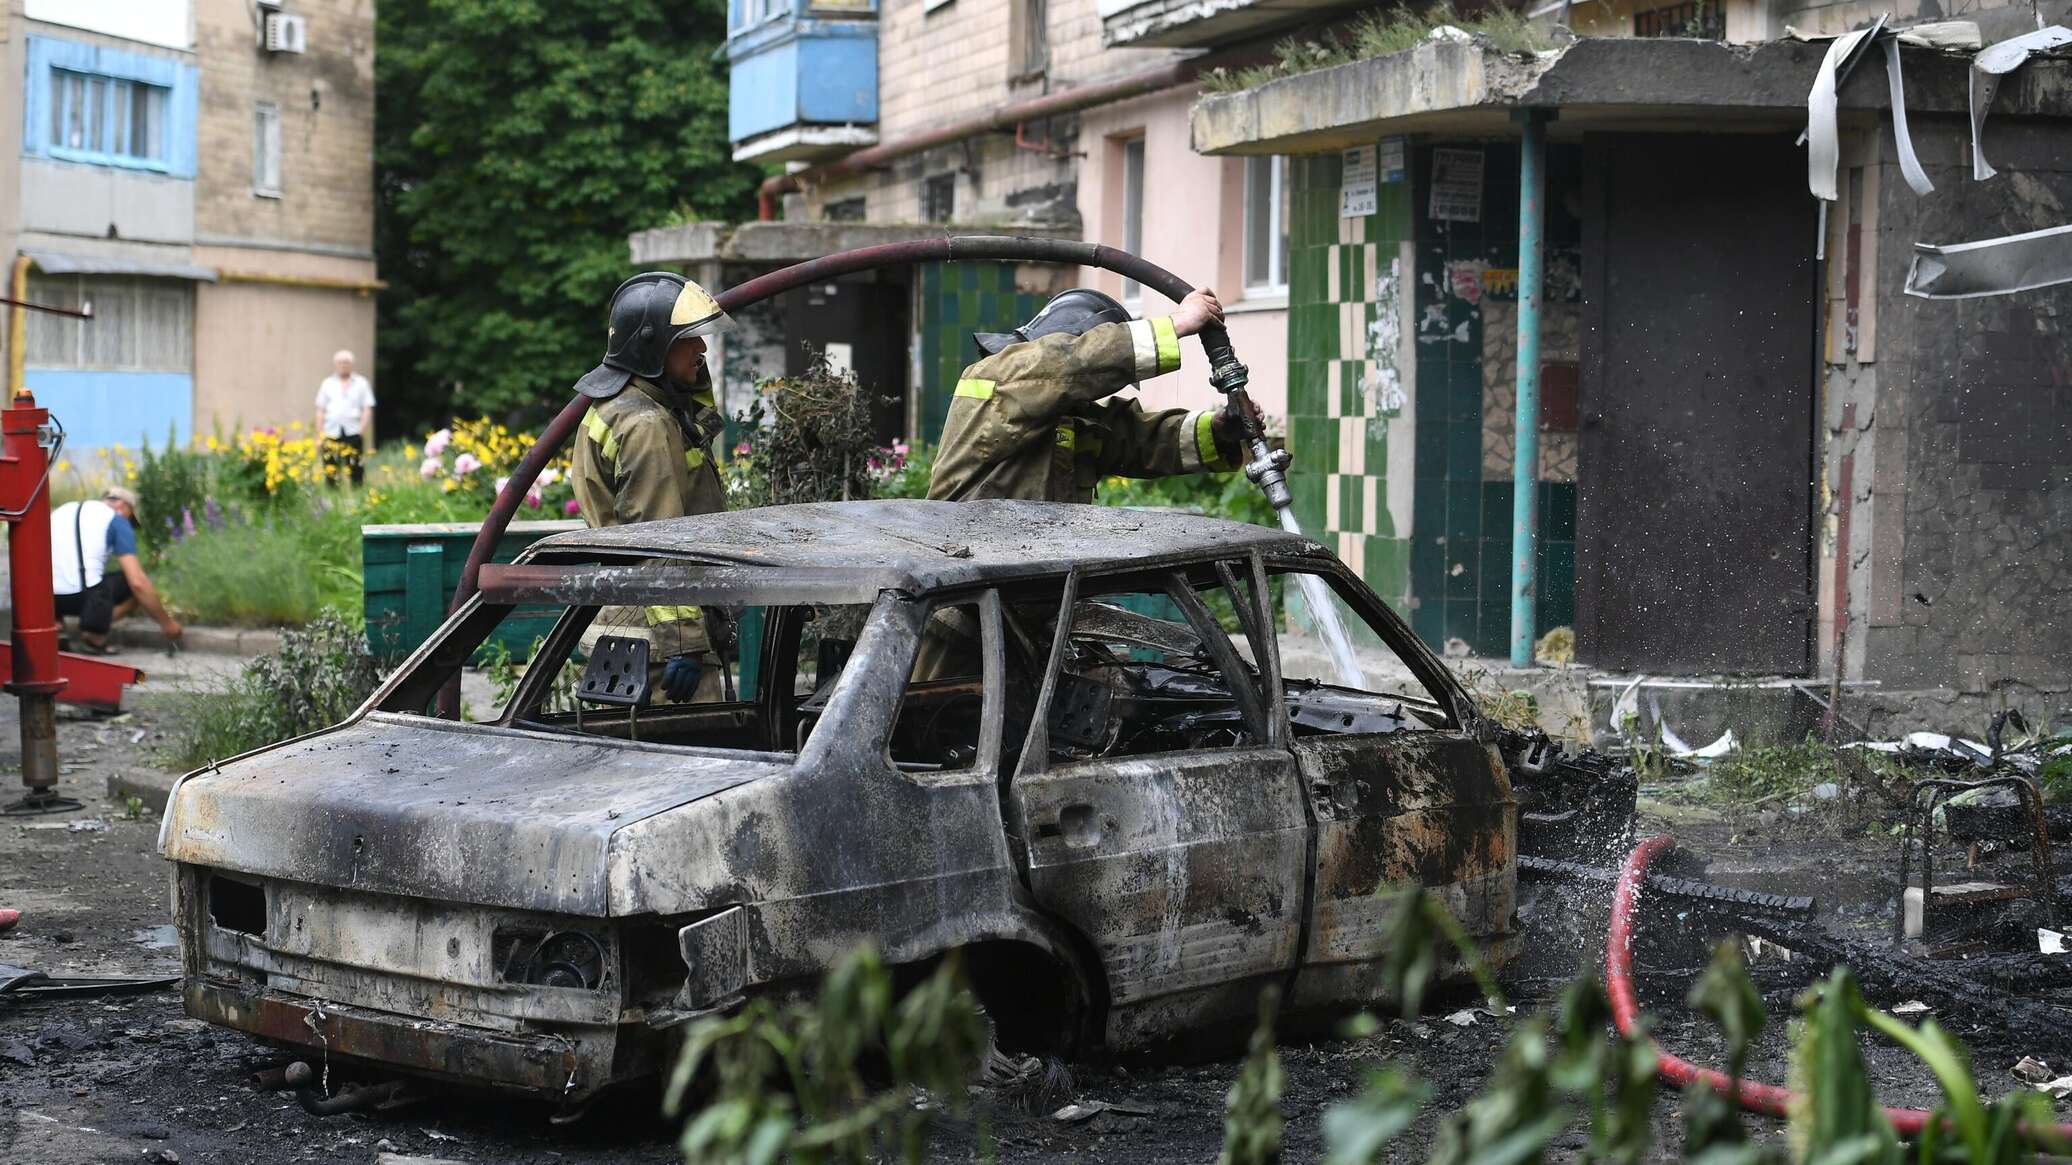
top-left (1097, 0), bottom-right (1372, 49)
top-left (727, 0), bottom-right (879, 164)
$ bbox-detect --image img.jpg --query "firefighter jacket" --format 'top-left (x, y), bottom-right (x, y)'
top-left (926, 317), bottom-right (1242, 503)
top-left (569, 374), bottom-right (725, 663)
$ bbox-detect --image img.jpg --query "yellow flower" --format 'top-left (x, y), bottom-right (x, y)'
top-left (55, 460), bottom-right (70, 473)
top-left (287, 420), bottom-right (303, 431)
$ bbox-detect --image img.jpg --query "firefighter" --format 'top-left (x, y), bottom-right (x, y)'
top-left (568, 271), bottom-right (732, 703)
top-left (926, 286), bottom-right (1255, 503)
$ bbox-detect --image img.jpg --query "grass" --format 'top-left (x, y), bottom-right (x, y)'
top-left (1199, 1), bottom-right (1558, 94)
top-left (154, 500), bottom-right (363, 627)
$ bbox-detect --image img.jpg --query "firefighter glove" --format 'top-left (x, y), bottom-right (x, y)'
top-left (660, 653), bottom-right (704, 702)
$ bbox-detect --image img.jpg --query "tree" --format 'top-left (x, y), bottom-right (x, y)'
top-left (375, 0), bottom-right (759, 435)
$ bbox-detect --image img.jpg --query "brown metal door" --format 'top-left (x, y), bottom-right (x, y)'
top-left (1577, 133), bottom-right (1816, 674)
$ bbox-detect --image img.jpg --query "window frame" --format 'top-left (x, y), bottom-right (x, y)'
top-left (25, 36), bottom-right (196, 178)
top-left (253, 101), bottom-right (283, 198)
top-left (886, 590), bottom-right (1005, 783)
top-left (1118, 137), bottom-right (1146, 305)
top-left (921, 173), bottom-right (956, 225)
top-left (1009, 0), bottom-right (1049, 81)
top-left (1261, 554), bottom-right (1470, 730)
top-left (1242, 155), bottom-right (1290, 298)
top-left (1012, 559), bottom-right (1282, 782)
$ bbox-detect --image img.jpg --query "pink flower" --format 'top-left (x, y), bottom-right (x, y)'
top-left (524, 485), bottom-right (545, 509)
top-left (418, 457), bottom-right (443, 480)
top-left (734, 442), bottom-right (752, 457)
top-left (424, 429), bottom-right (451, 457)
top-left (563, 499), bottom-right (581, 516)
top-left (893, 442), bottom-right (910, 456)
top-left (453, 452), bottom-right (482, 476)
top-left (494, 475), bottom-right (511, 498)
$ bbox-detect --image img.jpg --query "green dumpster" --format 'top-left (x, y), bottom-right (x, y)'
top-left (362, 520), bottom-right (582, 664)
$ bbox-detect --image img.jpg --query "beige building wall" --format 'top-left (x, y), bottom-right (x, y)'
top-left (1078, 87), bottom-right (1288, 419)
top-left (191, 0), bottom-right (378, 436)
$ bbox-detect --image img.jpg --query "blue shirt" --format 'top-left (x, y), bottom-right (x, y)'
top-left (106, 514), bottom-right (137, 559)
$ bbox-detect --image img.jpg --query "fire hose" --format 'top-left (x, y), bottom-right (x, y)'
top-left (1605, 834), bottom-right (2072, 1143)
top-left (438, 236), bottom-right (1291, 716)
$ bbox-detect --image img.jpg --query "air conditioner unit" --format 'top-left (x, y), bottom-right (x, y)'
top-left (264, 12), bottom-right (307, 54)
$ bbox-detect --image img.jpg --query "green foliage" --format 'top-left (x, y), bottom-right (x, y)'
top-left (1097, 468), bottom-right (1278, 528)
top-left (155, 499), bottom-right (362, 627)
top-left (1707, 738), bottom-right (1839, 805)
top-left (161, 612), bottom-right (380, 769)
top-left (1198, 1), bottom-right (1557, 94)
top-left (130, 428), bottom-right (217, 559)
top-left (665, 945), bottom-right (984, 1165)
top-left (1218, 989), bottom-right (1286, 1165)
top-left (374, 0), bottom-right (761, 432)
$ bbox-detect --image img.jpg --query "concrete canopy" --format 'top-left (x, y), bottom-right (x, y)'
top-left (1189, 35), bottom-right (2072, 153)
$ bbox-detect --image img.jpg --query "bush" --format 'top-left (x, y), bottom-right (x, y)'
top-left (161, 612), bottom-right (380, 769)
top-left (727, 362), bottom-right (903, 508)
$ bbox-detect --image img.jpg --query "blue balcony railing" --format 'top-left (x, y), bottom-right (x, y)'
top-left (727, 0), bottom-right (878, 162)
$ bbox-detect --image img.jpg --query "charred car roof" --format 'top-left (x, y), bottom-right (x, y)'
top-left (523, 499), bottom-right (1324, 593)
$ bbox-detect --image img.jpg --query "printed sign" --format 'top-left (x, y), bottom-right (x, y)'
top-left (1339, 145), bottom-right (1377, 218)
top-left (1429, 147), bottom-right (1485, 223)
top-left (1379, 136), bottom-right (1407, 184)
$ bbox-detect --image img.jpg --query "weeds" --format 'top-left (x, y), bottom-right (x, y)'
top-left (1199, 1), bottom-right (1557, 94)
top-left (161, 612), bottom-right (380, 769)
top-left (665, 945), bottom-right (984, 1165)
top-left (1706, 738), bottom-right (1838, 805)
top-left (728, 359), bottom-right (901, 508)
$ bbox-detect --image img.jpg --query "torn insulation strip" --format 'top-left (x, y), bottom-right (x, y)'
top-left (1905, 222), bottom-right (2072, 298)
top-left (1971, 26), bottom-right (2072, 180)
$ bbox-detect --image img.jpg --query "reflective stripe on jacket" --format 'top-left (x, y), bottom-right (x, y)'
top-left (927, 317), bottom-right (1240, 503)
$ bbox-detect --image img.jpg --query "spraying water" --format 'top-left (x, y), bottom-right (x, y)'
top-left (1277, 506), bottom-right (1367, 689)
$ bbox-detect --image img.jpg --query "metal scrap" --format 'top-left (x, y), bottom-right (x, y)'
top-left (1971, 26), bottom-right (2072, 180)
top-left (1906, 222), bottom-right (2072, 298)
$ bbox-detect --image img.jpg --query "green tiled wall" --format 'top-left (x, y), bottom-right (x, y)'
top-left (1405, 142), bottom-right (1582, 656)
top-left (1284, 152), bottom-right (1416, 615)
top-left (916, 262), bottom-right (1048, 442)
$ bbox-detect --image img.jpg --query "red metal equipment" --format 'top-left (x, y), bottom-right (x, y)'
top-left (0, 386), bottom-right (74, 814)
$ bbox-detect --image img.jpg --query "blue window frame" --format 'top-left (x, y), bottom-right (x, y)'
top-left (23, 36), bottom-right (197, 178)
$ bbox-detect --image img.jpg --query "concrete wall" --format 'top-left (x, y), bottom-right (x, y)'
top-left (1825, 115), bottom-right (2072, 697)
top-left (19, 159), bottom-right (196, 245)
top-left (191, 248), bottom-right (376, 435)
top-left (189, 0), bottom-right (377, 437)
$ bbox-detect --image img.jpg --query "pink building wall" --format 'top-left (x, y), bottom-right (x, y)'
top-left (1075, 88), bottom-right (1289, 423)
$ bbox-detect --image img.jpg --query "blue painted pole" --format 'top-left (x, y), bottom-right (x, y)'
top-left (1510, 110), bottom-right (1547, 669)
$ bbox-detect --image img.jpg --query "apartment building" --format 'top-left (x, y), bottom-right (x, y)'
top-left (1176, 0), bottom-right (2072, 699)
top-left (632, 0), bottom-right (1293, 444)
top-left (0, 0), bottom-right (377, 453)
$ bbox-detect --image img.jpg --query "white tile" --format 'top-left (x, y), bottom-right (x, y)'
top-left (1363, 475), bottom-right (1379, 536)
top-left (1341, 416), bottom-right (1364, 477)
top-left (1326, 247), bottom-right (1341, 303)
top-left (1326, 473), bottom-right (1342, 530)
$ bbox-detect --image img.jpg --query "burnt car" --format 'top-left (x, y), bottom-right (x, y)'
top-left (159, 500), bottom-right (1518, 1102)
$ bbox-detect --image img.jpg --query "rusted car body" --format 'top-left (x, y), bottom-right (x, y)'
top-left (160, 500), bottom-right (1517, 1101)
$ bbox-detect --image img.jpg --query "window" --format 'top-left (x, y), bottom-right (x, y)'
top-left (49, 68), bottom-right (169, 166)
top-left (1009, 0), bottom-right (1048, 80)
top-left (823, 196), bottom-right (866, 223)
top-left (1269, 567), bottom-right (1454, 732)
top-left (1243, 156), bottom-right (1290, 296)
top-left (728, 0), bottom-right (792, 36)
top-left (922, 174), bottom-right (956, 224)
top-left (253, 102), bottom-right (282, 197)
top-left (1119, 139), bottom-right (1145, 303)
top-left (24, 274), bottom-right (193, 373)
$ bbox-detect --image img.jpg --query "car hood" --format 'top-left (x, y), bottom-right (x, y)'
top-left (160, 714), bottom-right (786, 916)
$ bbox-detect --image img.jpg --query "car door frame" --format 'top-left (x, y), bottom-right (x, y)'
top-left (1003, 554), bottom-right (1313, 1051)
top-left (1259, 553), bottom-right (1517, 1015)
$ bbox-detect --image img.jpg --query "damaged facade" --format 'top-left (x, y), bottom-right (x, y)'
top-left (1184, 3), bottom-right (2072, 705)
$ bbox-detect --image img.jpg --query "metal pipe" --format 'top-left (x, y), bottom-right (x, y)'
top-left (2, 385), bottom-right (70, 813)
top-left (755, 53), bottom-right (1247, 220)
top-left (1510, 111), bottom-right (1548, 669)
top-left (8, 255), bottom-right (28, 399)
top-left (440, 236), bottom-right (1262, 717)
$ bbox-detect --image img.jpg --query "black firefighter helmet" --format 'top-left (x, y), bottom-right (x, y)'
top-left (574, 271), bottom-right (735, 399)
top-left (973, 288), bottom-right (1134, 357)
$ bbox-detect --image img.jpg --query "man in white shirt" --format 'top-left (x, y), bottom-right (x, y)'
top-left (52, 487), bottom-right (182, 653)
top-left (314, 349), bottom-right (375, 484)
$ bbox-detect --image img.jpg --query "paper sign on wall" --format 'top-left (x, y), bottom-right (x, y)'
top-left (1379, 136), bottom-right (1407, 184)
top-left (1429, 147), bottom-right (1485, 223)
top-left (1340, 145), bottom-right (1377, 218)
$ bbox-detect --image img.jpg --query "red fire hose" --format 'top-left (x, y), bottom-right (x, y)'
top-left (1606, 834), bottom-right (2072, 1142)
